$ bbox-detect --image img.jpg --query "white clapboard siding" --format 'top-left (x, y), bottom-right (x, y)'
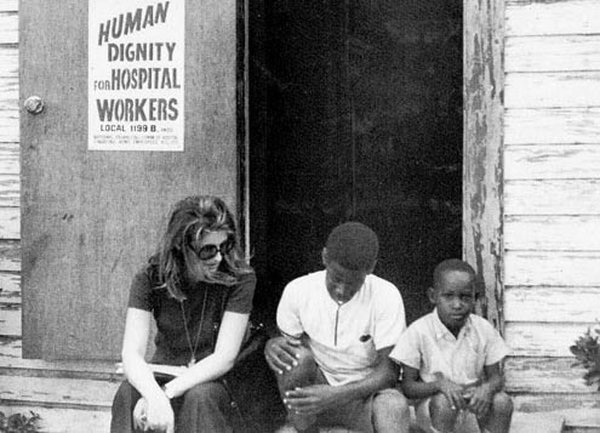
top-left (506, 0), bottom-right (600, 37)
top-left (0, 46), bottom-right (17, 78)
top-left (0, 110), bottom-right (17, 143)
top-left (506, 35), bottom-right (600, 73)
top-left (505, 145), bottom-right (600, 180)
top-left (0, 12), bottom-right (17, 45)
top-left (505, 179), bottom-right (600, 215)
top-left (505, 252), bottom-right (600, 287)
top-left (0, 271), bottom-right (20, 303)
top-left (0, 142), bottom-right (18, 173)
top-left (505, 72), bottom-right (600, 109)
top-left (0, 174), bottom-right (19, 207)
top-left (0, 0), bottom-right (17, 12)
top-left (505, 286), bottom-right (600, 323)
top-left (0, 240), bottom-right (20, 271)
top-left (505, 108), bottom-right (600, 145)
top-left (505, 357), bottom-right (592, 394)
top-left (0, 75), bottom-right (17, 111)
top-left (505, 321), bottom-right (595, 357)
top-left (505, 216), bottom-right (600, 251)
top-left (0, 206), bottom-right (18, 239)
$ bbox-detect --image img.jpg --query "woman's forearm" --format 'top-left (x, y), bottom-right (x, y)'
top-left (122, 353), bottom-right (166, 401)
top-left (162, 352), bottom-right (235, 398)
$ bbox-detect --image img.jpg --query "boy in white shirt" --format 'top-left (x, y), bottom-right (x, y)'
top-left (265, 222), bottom-right (410, 433)
top-left (390, 259), bottom-right (512, 433)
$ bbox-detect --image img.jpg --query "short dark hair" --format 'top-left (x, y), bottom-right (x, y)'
top-left (325, 222), bottom-right (379, 271)
top-left (433, 259), bottom-right (476, 289)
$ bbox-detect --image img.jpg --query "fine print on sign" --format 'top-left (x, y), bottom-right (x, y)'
top-left (88, 1), bottom-right (185, 151)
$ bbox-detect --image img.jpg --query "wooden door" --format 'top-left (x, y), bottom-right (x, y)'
top-left (20, 0), bottom-right (242, 360)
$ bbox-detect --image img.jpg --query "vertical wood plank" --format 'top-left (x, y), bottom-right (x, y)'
top-left (463, 0), bottom-right (505, 331)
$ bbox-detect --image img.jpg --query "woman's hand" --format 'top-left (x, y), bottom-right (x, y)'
top-left (133, 395), bottom-right (174, 433)
top-left (264, 336), bottom-right (301, 375)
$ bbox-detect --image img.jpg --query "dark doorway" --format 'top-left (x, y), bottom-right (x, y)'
top-left (249, 1), bottom-right (463, 326)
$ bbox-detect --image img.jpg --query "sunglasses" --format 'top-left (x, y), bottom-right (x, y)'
top-left (190, 239), bottom-right (234, 261)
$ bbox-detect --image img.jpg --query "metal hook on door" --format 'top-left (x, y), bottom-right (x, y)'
top-left (24, 96), bottom-right (44, 115)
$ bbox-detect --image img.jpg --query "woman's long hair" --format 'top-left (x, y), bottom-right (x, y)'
top-left (151, 195), bottom-right (252, 300)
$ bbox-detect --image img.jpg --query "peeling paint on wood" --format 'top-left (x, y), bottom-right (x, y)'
top-left (506, 216), bottom-right (600, 250)
top-left (505, 357), bottom-right (592, 394)
top-left (506, 108), bottom-right (600, 145)
top-left (505, 145), bottom-right (600, 180)
top-left (506, 72), bottom-right (600, 109)
top-left (0, 12), bottom-right (17, 45)
top-left (464, 0), bottom-right (504, 331)
top-left (505, 321), bottom-right (596, 357)
top-left (505, 286), bottom-right (600, 322)
top-left (0, 45), bottom-right (17, 78)
top-left (506, 179), bottom-right (600, 215)
top-left (507, 0), bottom-right (600, 37)
top-left (505, 252), bottom-right (600, 287)
top-left (506, 35), bottom-right (600, 72)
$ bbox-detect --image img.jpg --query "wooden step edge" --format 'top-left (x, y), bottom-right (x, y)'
top-left (0, 365), bottom-right (122, 381)
top-left (0, 405), bottom-right (112, 433)
top-left (0, 399), bottom-right (111, 412)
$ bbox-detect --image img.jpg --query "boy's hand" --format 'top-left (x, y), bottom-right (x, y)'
top-left (264, 336), bottom-right (300, 374)
top-left (466, 383), bottom-right (493, 419)
top-left (283, 385), bottom-right (339, 416)
top-left (437, 378), bottom-right (467, 410)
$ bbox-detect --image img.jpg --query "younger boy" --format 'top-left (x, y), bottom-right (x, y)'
top-left (390, 259), bottom-right (512, 433)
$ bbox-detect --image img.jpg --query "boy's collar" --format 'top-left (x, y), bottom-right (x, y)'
top-left (432, 308), bottom-right (472, 340)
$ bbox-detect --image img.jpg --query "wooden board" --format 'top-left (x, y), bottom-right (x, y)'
top-left (0, 12), bottom-right (17, 45)
top-left (0, 206), bottom-right (18, 239)
top-left (506, 145), bottom-right (600, 180)
top-left (505, 286), bottom-right (600, 323)
top-left (0, 75), bottom-right (17, 111)
top-left (505, 179), bottom-right (600, 216)
top-left (0, 240), bottom-right (20, 271)
top-left (0, 375), bottom-right (118, 410)
top-left (0, 271), bottom-right (20, 304)
top-left (513, 395), bottom-right (600, 428)
top-left (463, 0), bottom-right (504, 330)
top-left (506, 0), bottom-right (600, 37)
top-left (506, 35), bottom-right (600, 73)
top-left (0, 109), bottom-right (18, 143)
top-left (506, 72), bottom-right (600, 109)
top-left (505, 216), bottom-right (600, 251)
top-left (0, 305), bottom-right (20, 336)
top-left (505, 252), bottom-right (600, 287)
top-left (0, 142), bottom-right (18, 173)
top-left (506, 108), bottom-right (600, 145)
top-left (0, 174), bottom-right (19, 206)
top-left (0, 45), bottom-right (17, 77)
top-left (505, 321), bottom-right (596, 357)
top-left (505, 357), bottom-right (592, 394)
top-left (0, 406), bottom-right (111, 433)
top-left (0, 0), bottom-right (17, 12)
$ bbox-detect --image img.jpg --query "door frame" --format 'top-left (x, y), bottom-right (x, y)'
top-left (463, 0), bottom-right (505, 332)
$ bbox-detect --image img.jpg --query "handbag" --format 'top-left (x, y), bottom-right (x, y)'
top-left (215, 292), bottom-right (286, 433)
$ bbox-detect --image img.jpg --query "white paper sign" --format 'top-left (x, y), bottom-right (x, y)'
top-left (88, 0), bottom-right (185, 151)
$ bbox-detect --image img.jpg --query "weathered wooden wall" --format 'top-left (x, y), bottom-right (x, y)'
top-left (503, 0), bottom-right (600, 405)
top-left (0, 0), bottom-right (21, 344)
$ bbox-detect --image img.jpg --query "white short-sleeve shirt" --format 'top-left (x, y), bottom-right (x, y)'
top-left (389, 309), bottom-right (510, 386)
top-left (277, 270), bottom-right (406, 386)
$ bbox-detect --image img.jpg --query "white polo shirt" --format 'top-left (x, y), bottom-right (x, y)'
top-left (390, 309), bottom-right (510, 386)
top-left (277, 270), bottom-right (406, 386)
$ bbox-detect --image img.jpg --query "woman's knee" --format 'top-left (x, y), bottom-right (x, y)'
top-left (183, 381), bottom-right (230, 408)
top-left (112, 381), bottom-right (140, 407)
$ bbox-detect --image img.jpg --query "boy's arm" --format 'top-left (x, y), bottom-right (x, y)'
top-left (466, 362), bottom-right (505, 418)
top-left (401, 365), bottom-right (468, 410)
top-left (283, 346), bottom-right (398, 416)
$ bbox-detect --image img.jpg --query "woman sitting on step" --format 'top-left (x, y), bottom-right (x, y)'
top-left (110, 195), bottom-right (257, 433)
